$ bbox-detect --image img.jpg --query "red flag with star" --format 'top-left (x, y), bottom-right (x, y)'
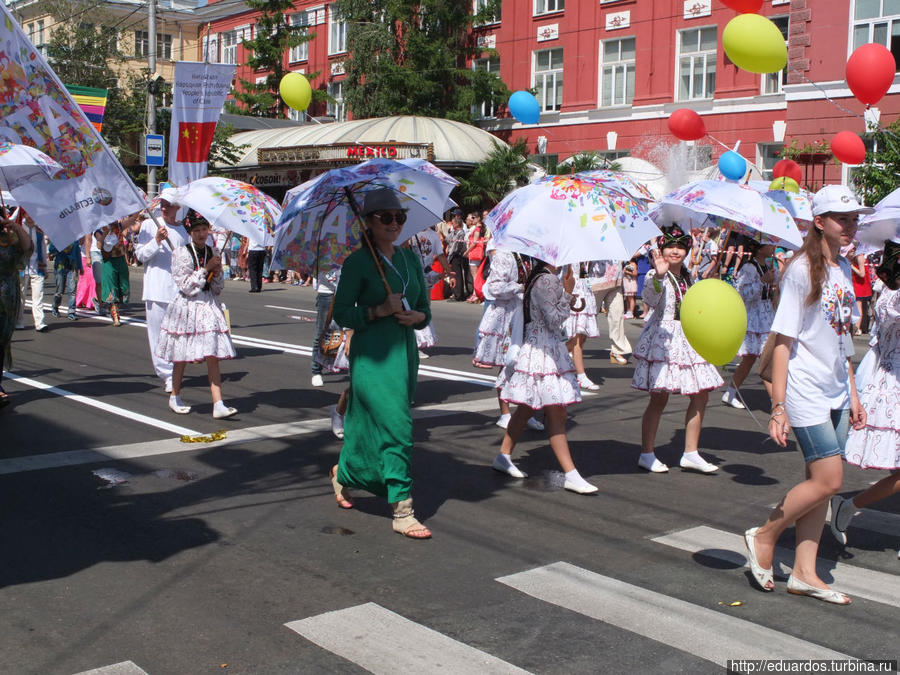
top-left (176, 121), bottom-right (217, 163)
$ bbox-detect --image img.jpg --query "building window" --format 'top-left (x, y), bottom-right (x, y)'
top-left (328, 80), bottom-right (346, 121)
top-left (202, 34), bottom-right (219, 63)
top-left (533, 47), bottom-right (563, 112)
top-left (329, 6), bottom-right (347, 55)
top-left (134, 30), bottom-right (149, 57)
top-left (289, 11), bottom-right (311, 62)
top-left (678, 26), bottom-right (716, 101)
top-left (853, 0), bottom-right (900, 67)
top-left (757, 143), bottom-right (785, 181)
top-left (762, 16), bottom-right (789, 94)
top-left (221, 30), bottom-right (239, 65)
top-left (474, 0), bottom-right (501, 24)
top-left (157, 33), bottom-right (173, 60)
top-left (473, 57), bottom-right (500, 118)
top-left (600, 37), bottom-right (635, 107)
top-left (535, 0), bottom-right (564, 15)
top-left (134, 31), bottom-right (170, 58)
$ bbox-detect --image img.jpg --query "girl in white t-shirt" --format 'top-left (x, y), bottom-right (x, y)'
top-left (744, 186), bottom-right (868, 605)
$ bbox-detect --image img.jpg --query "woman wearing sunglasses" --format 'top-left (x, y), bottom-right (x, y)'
top-left (329, 189), bottom-right (433, 539)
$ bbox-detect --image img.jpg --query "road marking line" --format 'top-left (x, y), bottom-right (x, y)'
top-left (497, 562), bottom-right (850, 666)
top-left (0, 397), bottom-right (500, 475)
top-left (651, 525), bottom-right (900, 608)
top-left (265, 304), bottom-right (316, 313)
top-left (73, 661), bottom-right (148, 675)
top-left (5, 372), bottom-right (197, 436)
top-left (286, 602), bottom-right (530, 675)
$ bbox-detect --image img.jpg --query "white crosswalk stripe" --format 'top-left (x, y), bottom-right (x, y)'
top-left (651, 525), bottom-right (900, 608)
top-left (286, 602), bottom-right (531, 674)
top-left (496, 562), bottom-right (851, 666)
top-left (73, 661), bottom-right (147, 675)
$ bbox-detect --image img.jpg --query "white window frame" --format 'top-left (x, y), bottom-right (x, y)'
top-left (756, 142), bottom-right (785, 181)
top-left (472, 56), bottom-right (500, 118)
top-left (599, 36), bottom-right (635, 108)
top-left (761, 16), bottom-right (789, 95)
top-left (327, 80), bottom-right (346, 121)
top-left (852, 0), bottom-right (900, 66)
top-left (287, 69), bottom-right (307, 121)
top-left (220, 30), bottom-right (239, 65)
top-left (534, 0), bottom-right (564, 16)
top-left (157, 33), bottom-right (173, 60)
top-left (532, 47), bottom-right (563, 112)
top-left (677, 26), bottom-right (716, 101)
top-left (289, 10), bottom-right (311, 62)
top-left (473, 0), bottom-right (500, 25)
top-left (134, 29), bottom-right (150, 57)
top-left (329, 6), bottom-right (347, 55)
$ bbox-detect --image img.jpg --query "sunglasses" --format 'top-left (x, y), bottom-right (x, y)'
top-left (372, 211), bottom-right (407, 226)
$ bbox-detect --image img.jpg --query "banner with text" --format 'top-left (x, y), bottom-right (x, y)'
top-left (0, 6), bottom-right (148, 248)
top-left (168, 61), bottom-right (235, 188)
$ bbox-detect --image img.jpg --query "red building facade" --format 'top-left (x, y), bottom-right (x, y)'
top-left (200, 0), bottom-right (900, 188)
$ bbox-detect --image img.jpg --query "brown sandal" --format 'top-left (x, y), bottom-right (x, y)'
top-left (330, 465), bottom-right (353, 509)
top-left (391, 498), bottom-right (431, 539)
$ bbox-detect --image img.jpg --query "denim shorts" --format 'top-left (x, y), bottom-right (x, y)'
top-left (792, 409), bottom-right (849, 463)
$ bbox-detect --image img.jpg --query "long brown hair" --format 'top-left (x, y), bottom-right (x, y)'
top-left (783, 217), bottom-right (827, 306)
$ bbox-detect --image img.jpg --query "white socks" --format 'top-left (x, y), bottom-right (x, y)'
top-left (564, 469), bottom-right (593, 490)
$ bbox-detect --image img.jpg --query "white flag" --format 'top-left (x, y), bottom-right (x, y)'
top-left (0, 5), bottom-right (148, 248)
top-left (168, 61), bottom-right (235, 188)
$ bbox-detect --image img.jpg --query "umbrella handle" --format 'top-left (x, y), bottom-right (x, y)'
top-left (344, 187), bottom-right (393, 297)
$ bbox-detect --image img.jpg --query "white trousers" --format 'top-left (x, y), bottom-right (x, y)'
top-left (597, 286), bottom-right (631, 357)
top-left (146, 300), bottom-right (173, 382)
top-left (18, 274), bottom-right (46, 329)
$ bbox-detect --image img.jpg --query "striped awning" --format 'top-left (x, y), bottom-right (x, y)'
top-left (65, 84), bottom-right (108, 133)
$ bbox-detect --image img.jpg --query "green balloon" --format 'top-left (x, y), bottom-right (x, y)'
top-left (680, 279), bottom-right (747, 366)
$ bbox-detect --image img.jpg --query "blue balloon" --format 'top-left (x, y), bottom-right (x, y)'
top-left (508, 90), bottom-right (540, 125)
top-left (718, 151), bottom-right (747, 181)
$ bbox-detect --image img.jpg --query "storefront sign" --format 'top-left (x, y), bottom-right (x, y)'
top-left (257, 142), bottom-right (433, 166)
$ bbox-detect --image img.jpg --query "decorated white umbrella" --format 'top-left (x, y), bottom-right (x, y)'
top-left (858, 186), bottom-right (900, 247)
top-left (173, 177), bottom-right (281, 247)
top-left (484, 174), bottom-right (661, 266)
top-left (652, 180), bottom-right (803, 248)
top-left (0, 141), bottom-right (65, 191)
top-left (576, 169), bottom-right (655, 202)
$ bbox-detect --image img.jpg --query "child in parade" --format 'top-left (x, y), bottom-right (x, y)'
top-left (722, 241), bottom-right (777, 408)
top-left (564, 262), bottom-right (600, 390)
top-left (744, 185), bottom-right (868, 604)
top-left (493, 260), bottom-right (597, 494)
top-left (631, 225), bottom-right (723, 474)
top-left (156, 211), bottom-right (237, 419)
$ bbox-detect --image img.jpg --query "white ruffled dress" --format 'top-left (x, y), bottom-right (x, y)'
top-left (563, 275), bottom-right (600, 339)
top-left (156, 246), bottom-right (236, 364)
top-left (496, 272), bottom-right (582, 409)
top-left (631, 270), bottom-right (723, 394)
top-left (473, 251), bottom-right (523, 368)
top-left (844, 288), bottom-right (900, 470)
top-left (735, 262), bottom-right (775, 357)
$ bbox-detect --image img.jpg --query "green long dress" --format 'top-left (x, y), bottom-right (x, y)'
top-left (333, 244), bottom-right (431, 504)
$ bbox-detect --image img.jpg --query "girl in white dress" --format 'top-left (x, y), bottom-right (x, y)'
top-left (157, 213), bottom-right (237, 419)
top-left (632, 225), bottom-right (723, 474)
top-left (564, 262), bottom-right (600, 391)
top-left (493, 261), bottom-right (597, 494)
top-left (722, 242), bottom-right (777, 408)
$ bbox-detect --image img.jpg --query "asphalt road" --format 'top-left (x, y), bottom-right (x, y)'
top-left (0, 270), bottom-right (897, 675)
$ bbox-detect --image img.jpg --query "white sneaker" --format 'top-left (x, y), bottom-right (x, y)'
top-left (311, 374), bottom-right (324, 387)
top-left (168, 395), bottom-right (191, 415)
top-left (722, 388), bottom-right (745, 409)
top-left (492, 454), bottom-right (527, 478)
top-left (577, 374), bottom-right (600, 391)
top-left (526, 416), bottom-right (545, 431)
top-left (679, 453), bottom-right (718, 474)
top-left (496, 413), bottom-right (511, 429)
top-left (638, 455), bottom-right (669, 473)
top-left (213, 401), bottom-right (237, 419)
top-left (417, 350), bottom-right (429, 359)
top-left (164, 377), bottom-right (173, 394)
top-left (331, 405), bottom-right (345, 440)
top-left (564, 479), bottom-right (599, 494)
top-left (623, 312), bottom-right (634, 319)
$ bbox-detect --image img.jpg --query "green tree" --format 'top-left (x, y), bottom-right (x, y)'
top-left (852, 120), bottom-right (900, 206)
top-left (233, 0), bottom-right (326, 117)
top-left (333, 0), bottom-right (508, 123)
top-left (455, 137), bottom-right (530, 209)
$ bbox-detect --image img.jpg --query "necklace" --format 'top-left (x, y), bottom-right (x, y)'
top-left (189, 242), bottom-right (207, 270)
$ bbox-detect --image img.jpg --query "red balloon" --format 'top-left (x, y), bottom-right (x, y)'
top-left (772, 159), bottom-right (802, 184)
top-left (831, 131), bottom-right (866, 165)
top-left (846, 43), bottom-right (896, 105)
top-left (720, 0), bottom-right (763, 12)
top-left (668, 108), bottom-right (706, 141)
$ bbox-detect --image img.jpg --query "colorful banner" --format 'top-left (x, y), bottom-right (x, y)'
top-left (168, 60), bottom-right (235, 187)
top-left (0, 6), bottom-right (147, 248)
top-left (66, 84), bottom-right (108, 133)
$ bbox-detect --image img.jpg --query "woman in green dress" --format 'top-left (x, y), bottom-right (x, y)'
top-left (330, 189), bottom-right (433, 539)
top-left (0, 213), bottom-right (34, 406)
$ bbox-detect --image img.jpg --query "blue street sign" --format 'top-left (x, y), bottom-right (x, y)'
top-left (145, 134), bottom-right (165, 167)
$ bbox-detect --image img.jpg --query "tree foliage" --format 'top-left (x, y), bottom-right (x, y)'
top-left (455, 137), bottom-right (530, 209)
top-left (852, 119), bottom-right (900, 206)
top-left (233, 0), bottom-right (326, 117)
top-left (332, 0), bottom-right (508, 123)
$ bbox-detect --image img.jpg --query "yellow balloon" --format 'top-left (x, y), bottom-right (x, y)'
top-left (680, 279), bottom-right (747, 366)
top-left (768, 176), bottom-right (800, 193)
top-left (723, 14), bottom-right (788, 75)
top-left (279, 72), bottom-right (312, 111)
